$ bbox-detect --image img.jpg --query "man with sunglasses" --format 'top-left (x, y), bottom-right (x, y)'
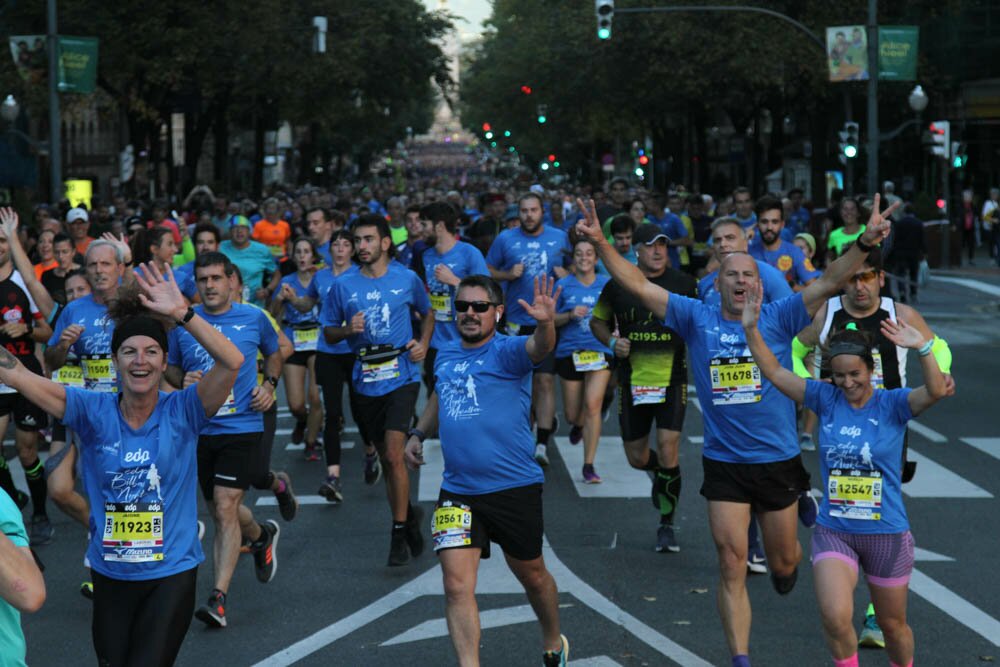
top-left (324, 214), bottom-right (433, 567)
top-left (404, 274), bottom-right (569, 667)
top-left (792, 247), bottom-right (954, 650)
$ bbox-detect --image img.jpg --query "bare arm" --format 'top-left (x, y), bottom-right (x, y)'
top-left (276, 329), bottom-right (293, 361)
top-left (488, 263), bottom-right (524, 283)
top-left (575, 198), bottom-right (669, 321)
top-left (881, 318), bottom-right (947, 416)
top-left (801, 193), bottom-right (899, 316)
top-left (0, 530), bottom-right (45, 613)
top-left (325, 310), bottom-right (364, 344)
top-left (522, 275), bottom-right (560, 364)
top-left (0, 208), bottom-right (55, 320)
top-left (742, 280), bottom-right (806, 403)
top-left (404, 391), bottom-right (439, 469)
top-left (164, 364), bottom-right (185, 390)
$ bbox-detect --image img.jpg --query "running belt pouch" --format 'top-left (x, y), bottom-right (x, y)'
top-left (358, 344), bottom-right (403, 364)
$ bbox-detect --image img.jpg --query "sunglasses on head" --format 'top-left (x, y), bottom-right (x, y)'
top-left (454, 300), bottom-right (495, 313)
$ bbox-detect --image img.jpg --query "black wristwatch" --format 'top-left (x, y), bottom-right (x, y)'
top-left (407, 427), bottom-right (426, 443)
top-left (264, 375), bottom-right (280, 389)
top-left (177, 307), bottom-right (196, 326)
top-left (855, 236), bottom-right (875, 253)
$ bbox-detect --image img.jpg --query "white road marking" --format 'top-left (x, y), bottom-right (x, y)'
top-left (417, 439), bottom-right (444, 502)
top-left (902, 448), bottom-right (992, 498)
top-left (913, 547), bottom-right (955, 562)
top-left (553, 437), bottom-right (652, 498)
top-left (275, 423), bottom-right (359, 435)
top-left (910, 568), bottom-right (1000, 647)
top-left (932, 275), bottom-right (1000, 298)
top-left (253, 538), bottom-right (713, 666)
top-left (572, 659), bottom-right (625, 667)
top-left (688, 436), bottom-right (704, 444)
top-left (286, 441), bottom-right (354, 452)
top-left (908, 420), bottom-right (948, 443)
top-left (256, 495), bottom-right (337, 507)
top-left (960, 437), bottom-right (1000, 462)
top-left (381, 604), bottom-right (538, 645)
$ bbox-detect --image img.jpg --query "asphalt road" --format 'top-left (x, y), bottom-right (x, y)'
top-left (13, 269), bottom-right (1000, 666)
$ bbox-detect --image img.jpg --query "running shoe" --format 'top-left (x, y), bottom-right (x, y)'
top-left (387, 527), bottom-right (410, 567)
top-left (542, 634), bottom-right (570, 667)
top-left (318, 476), bottom-right (343, 504)
top-left (253, 520), bottom-right (280, 583)
top-left (274, 472), bottom-right (298, 521)
top-left (747, 542), bottom-right (768, 574)
top-left (80, 581), bottom-right (93, 600)
top-left (858, 604), bottom-right (885, 648)
top-left (364, 451), bottom-right (382, 485)
top-left (655, 524), bottom-right (680, 553)
top-left (582, 464), bottom-right (602, 484)
top-left (29, 515), bottom-right (53, 546)
top-left (568, 425), bottom-right (583, 445)
top-left (798, 490), bottom-right (818, 528)
top-left (799, 433), bottom-right (816, 452)
top-left (303, 443), bottom-right (321, 462)
top-left (195, 589), bottom-right (227, 628)
top-left (291, 419), bottom-right (306, 445)
top-left (404, 505), bottom-right (425, 558)
top-left (534, 444), bottom-right (549, 467)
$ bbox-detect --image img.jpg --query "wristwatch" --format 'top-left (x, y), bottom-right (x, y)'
top-left (264, 375), bottom-right (280, 389)
top-left (407, 427), bottom-right (427, 443)
top-left (177, 307), bottom-right (196, 326)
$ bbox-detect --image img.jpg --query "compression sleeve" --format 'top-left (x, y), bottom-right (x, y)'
top-left (791, 335), bottom-right (812, 379)
top-left (931, 336), bottom-right (952, 374)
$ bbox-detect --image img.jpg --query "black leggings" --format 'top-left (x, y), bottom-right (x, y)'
top-left (251, 403), bottom-right (278, 489)
top-left (315, 352), bottom-right (358, 466)
top-left (92, 566), bottom-right (197, 667)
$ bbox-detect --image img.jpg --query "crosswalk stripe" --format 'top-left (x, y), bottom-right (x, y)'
top-left (903, 448), bottom-right (992, 498)
top-left (256, 495), bottom-right (336, 507)
top-left (417, 439), bottom-right (444, 502)
top-left (908, 420), bottom-right (948, 443)
top-left (959, 437), bottom-right (1000, 462)
top-left (552, 436), bottom-right (652, 498)
top-left (286, 441), bottom-right (354, 451)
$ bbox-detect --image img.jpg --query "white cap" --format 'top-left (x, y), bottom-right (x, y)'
top-left (529, 184), bottom-right (545, 196)
top-left (67, 207), bottom-right (89, 223)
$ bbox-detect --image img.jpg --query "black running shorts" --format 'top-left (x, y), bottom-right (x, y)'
top-left (433, 483), bottom-right (544, 561)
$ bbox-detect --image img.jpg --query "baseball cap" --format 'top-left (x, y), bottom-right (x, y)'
top-left (229, 214), bottom-right (251, 228)
top-left (632, 223), bottom-right (670, 245)
top-left (529, 184), bottom-right (545, 196)
top-left (503, 204), bottom-right (520, 221)
top-left (794, 232), bottom-right (816, 254)
top-left (67, 207), bottom-right (89, 224)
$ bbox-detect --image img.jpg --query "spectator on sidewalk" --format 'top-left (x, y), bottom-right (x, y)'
top-left (887, 205), bottom-right (926, 304)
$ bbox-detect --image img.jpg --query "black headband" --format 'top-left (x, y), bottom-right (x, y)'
top-left (111, 316), bottom-right (169, 355)
top-left (827, 341), bottom-right (870, 361)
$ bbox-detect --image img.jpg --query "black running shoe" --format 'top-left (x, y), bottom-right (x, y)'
top-left (274, 472), bottom-right (298, 521)
top-left (364, 451), bottom-right (382, 486)
top-left (318, 476), bottom-right (343, 504)
top-left (195, 589), bottom-right (227, 628)
top-left (291, 419), bottom-right (306, 445)
top-left (404, 505), bottom-right (425, 558)
top-left (253, 520), bottom-right (280, 583)
top-left (387, 527), bottom-right (410, 566)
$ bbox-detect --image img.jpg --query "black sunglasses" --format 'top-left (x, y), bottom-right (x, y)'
top-left (454, 300), bottom-right (495, 313)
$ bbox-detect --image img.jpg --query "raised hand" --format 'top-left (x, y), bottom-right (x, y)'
top-left (574, 197), bottom-right (603, 242)
top-left (0, 207), bottom-right (19, 240)
top-left (741, 279), bottom-right (763, 330)
top-left (860, 193), bottom-right (900, 246)
top-left (101, 232), bottom-right (132, 266)
top-left (880, 317), bottom-right (927, 350)
top-left (517, 275), bottom-right (561, 325)
top-left (133, 262), bottom-right (187, 321)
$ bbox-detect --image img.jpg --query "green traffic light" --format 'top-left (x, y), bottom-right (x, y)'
top-left (504, 130), bottom-right (511, 137)
top-left (953, 155), bottom-right (963, 168)
top-left (597, 27), bottom-right (611, 39)
top-left (537, 115), bottom-right (547, 124)
top-left (844, 145), bottom-right (858, 159)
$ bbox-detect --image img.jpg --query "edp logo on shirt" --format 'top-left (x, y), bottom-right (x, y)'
top-left (839, 425), bottom-right (862, 438)
top-left (123, 449), bottom-right (152, 465)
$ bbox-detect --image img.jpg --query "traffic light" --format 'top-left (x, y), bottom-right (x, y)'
top-left (596, 0), bottom-right (614, 40)
top-left (482, 122), bottom-right (491, 132)
top-left (638, 155), bottom-right (649, 166)
top-left (841, 122), bottom-right (859, 159)
top-left (536, 104), bottom-right (547, 124)
top-left (485, 131), bottom-right (493, 140)
top-left (929, 120), bottom-right (950, 158)
top-left (520, 85), bottom-right (532, 95)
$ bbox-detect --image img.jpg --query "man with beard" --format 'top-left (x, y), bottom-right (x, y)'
top-left (404, 274), bottom-right (569, 667)
top-left (748, 196), bottom-right (820, 292)
top-left (323, 215), bottom-right (432, 566)
top-left (486, 193), bottom-right (571, 466)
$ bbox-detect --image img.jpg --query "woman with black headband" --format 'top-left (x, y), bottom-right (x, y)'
top-left (0, 262), bottom-right (242, 666)
top-left (741, 281), bottom-right (948, 667)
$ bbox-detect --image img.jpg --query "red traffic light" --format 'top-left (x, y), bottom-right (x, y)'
top-left (520, 85), bottom-right (533, 95)
top-left (547, 154), bottom-right (556, 162)
top-left (482, 122), bottom-right (491, 132)
top-left (638, 155), bottom-right (649, 165)
top-left (929, 123), bottom-right (945, 135)
top-left (936, 198), bottom-right (946, 209)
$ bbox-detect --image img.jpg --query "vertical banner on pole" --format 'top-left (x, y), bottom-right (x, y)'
top-left (878, 26), bottom-right (919, 81)
top-left (827, 25), bottom-right (869, 82)
top-left (171, 113), bottom-right (186, 167)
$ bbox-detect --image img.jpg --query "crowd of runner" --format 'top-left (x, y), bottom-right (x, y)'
top-left (0, 171), bottom-right (955, 666)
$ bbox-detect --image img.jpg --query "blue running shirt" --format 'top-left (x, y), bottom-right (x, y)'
top-left (666, 293), bottom-right (811, 463)
top-left (434, 334), bottom-right (543, 494)
top-left (326, 262), bottom-right (431, 396)
top-left (486, 226), bottom-right (571, 326)
top-left (48, 294), bottom-right (117, 393)
top-left (63, 385), bottom-right (209, 580)
top-left (554, 274), bottom-right (612, 359)
top-left (311, 266), bottom-right (355, 354)
top-left (698, 260), bottom-right (792, 307)
top-left (277, 273), bottom-right (320, 353)
top-left (167, 303), bottom-right (278, 435)
top-left (422, 241), bottom-right (489, 350)
top-left (805, 381), bottom-right (913, 533)
top-left (748, 238), bottom-right (821, 287)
